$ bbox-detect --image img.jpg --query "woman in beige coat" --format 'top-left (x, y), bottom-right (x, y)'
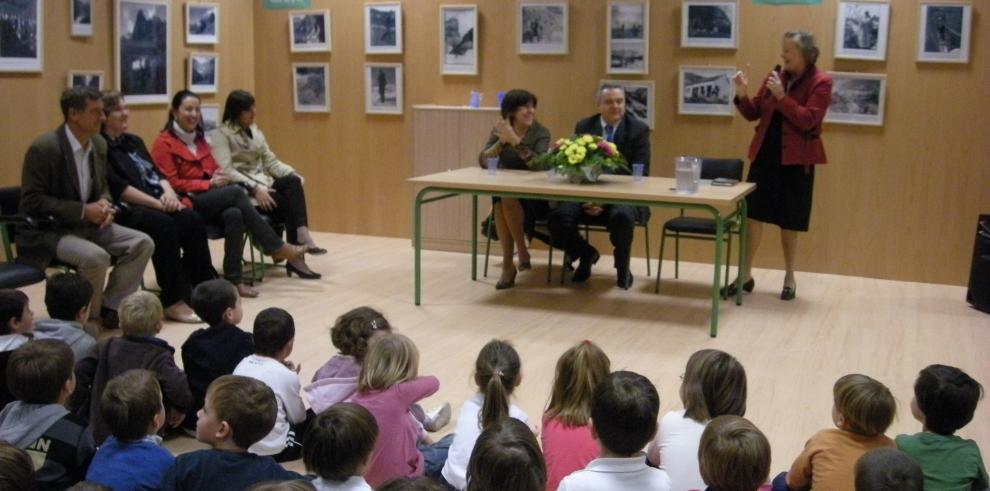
top-left (212, 90), bottom-right (323, 279)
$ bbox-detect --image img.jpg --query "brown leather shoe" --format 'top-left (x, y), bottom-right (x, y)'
top-left (236, 283), bottom-right (260, 298)
top-left (269, 244), bottom-right (307, 262)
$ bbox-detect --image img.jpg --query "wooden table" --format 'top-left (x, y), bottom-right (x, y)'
top-left (409, 167), bottom-right (756, 337)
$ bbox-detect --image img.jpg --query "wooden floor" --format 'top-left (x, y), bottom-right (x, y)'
top-left (17, 232), bottom-right (990, 474)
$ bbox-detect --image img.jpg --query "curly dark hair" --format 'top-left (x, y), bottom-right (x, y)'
top-left (330, 307), bottom-right (391, 360)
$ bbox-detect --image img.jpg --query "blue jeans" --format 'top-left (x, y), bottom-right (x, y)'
top-left (418, 433), bottom-right (455, 480)
top-left (771, 471), bottom-right (793, 491)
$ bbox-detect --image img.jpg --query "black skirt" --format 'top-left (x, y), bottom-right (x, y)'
top-left (746, 112), bottom-right (815, 232)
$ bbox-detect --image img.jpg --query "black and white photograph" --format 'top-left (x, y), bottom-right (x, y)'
top-left (365, 3), bottom-right (402, 54)
top-left (186, 3), bottom-right (218, 45)
top-left (440, 5), bottom-right (477, 76)
top-left (918, 3), bottom-right (971, 63)
top-left (681, 0), bottom-right (737, 49)
top-left (607, 2), bottom-right (648, 74)
top-left (72, 0), bottom-right (92, 36)
top-left (600, 79), bottom-right (655, 129)
top-left (200, 103), bottom-right (220, 132)
top-left (518, 2), bottom-right (568, 55)
top-left (0, 0), bottom-right (43, 72)
top-left (188, 53), bottom-right (217, 94)
top-left (825, 72), bottom-right (886, 126)
top-left (678, 66), bottom-right (735, 116)
top-left (835, 1), bottom-right (888, 61)
top-left (67, 70), bottom-right (104, 90)
top-left (293, 63), bottom-right (330, 113)
top-left (116, 0), bottom-right (170, 104)
top-left (290, 9), bottom-right (330, 53)
top-left (365, 63), bottom-right (403, 115)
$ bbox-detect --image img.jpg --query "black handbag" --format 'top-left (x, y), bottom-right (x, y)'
top-left (966, 214), bottom-right (990, 314)
top-left (480, 212), bottom-right (498, 241)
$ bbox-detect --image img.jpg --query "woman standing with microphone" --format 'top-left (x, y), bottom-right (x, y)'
top-left (728, 31), bottom-right (832, 301)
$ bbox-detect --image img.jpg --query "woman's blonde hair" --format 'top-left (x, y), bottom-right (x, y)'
top-left (358, 333), bottom-right (419, 392)
top-left (783, 31), bottom-right (820, 65)
top-left (544, 340), bottom-right (611, 427)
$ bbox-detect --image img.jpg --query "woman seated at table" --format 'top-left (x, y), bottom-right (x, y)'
top-left (478, 89), bottom-right (550, 290)
top-left (100, 90), bottom-right (214, 323)
top-left (151, 90), bottom-right (307, 298)
top-left (210, 89), bottom-right (323, 280)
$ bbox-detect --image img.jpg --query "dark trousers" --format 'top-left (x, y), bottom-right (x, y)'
top-left (190, 186), bottom-right (284, 284)
top-left (548, 202), bottom-right (636, 271)
top-left (268, 174), bottom-right (308, 245)
top-left (117, 206), bottom-right (216, 306)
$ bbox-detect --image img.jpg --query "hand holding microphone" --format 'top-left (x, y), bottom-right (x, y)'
top-left (766, 64), bottom-right (785, 100)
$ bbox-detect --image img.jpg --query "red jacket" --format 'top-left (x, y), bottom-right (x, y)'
top-left (150, 129), bottom-right (219, 207)
top-left (735, 65), bottom-right (832, 166)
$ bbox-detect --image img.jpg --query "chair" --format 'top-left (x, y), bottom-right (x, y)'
top-left (654, 158), bottom-right (744, 294)
top-left (0, 186), bottom-right (48, 289)
top-left (205, 212), bottom-right (286, 284)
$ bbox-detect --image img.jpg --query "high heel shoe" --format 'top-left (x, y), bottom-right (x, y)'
top-left (286, 262), bottom-right (322, 280)
top-left (517, 259), bottom-right (532, 271)
top-left (306, 246), bottom-right (328, 255)
top-left (780, 285), bottom-right (796, 301)
top-left (721, 278), bottom-right (755, 298)
top-left (495, 269), bottom-right (517, 290)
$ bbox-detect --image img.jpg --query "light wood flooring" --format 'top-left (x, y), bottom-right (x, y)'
top-left (16, 232), bottom-right (989, 474)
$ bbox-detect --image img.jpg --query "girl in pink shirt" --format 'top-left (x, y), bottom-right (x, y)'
top-left (350, 333), bottom-right (452, 488)
top-left (541, 341), bottom-right (612, 491)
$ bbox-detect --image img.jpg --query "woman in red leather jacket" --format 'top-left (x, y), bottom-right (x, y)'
top-left (728, 31), bottom-right (832, 301)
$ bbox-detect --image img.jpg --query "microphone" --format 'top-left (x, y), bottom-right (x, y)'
top-left (773, 64), bottom-right (782, 74)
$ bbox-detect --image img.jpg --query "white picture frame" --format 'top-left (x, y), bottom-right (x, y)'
top-left (200, 103), bottom-right (220, 132)
top-left (115, 0), bottom-right (170, 105)
top-left (607, 1), bottom-right (649, 75)
top-left (0, 0), bottom-right (43, 72)
top-left (185, 2), bottom-right (219, 45)
top-left (67, 70), bottom-right (104, 90)
top-left (681, 0), bottom-right (737, 49)
top-left (293, 63), bottom-right (330, 113)
top-left (518, 2), bottom-right (569, 55)
top-left (678, 65), bottom-right (735, 116)
top-left (835, 1), bottom-right (889, 61)
top-left (599, 79), bottom-right (655, 129)
top-left (188, 53), bottom-right (218, 94)
top-left (71, 0), bottom-right (93, 37)
top-left (917, 2), bottom-right (971, 63)
top-left (365, 3), bottom-right (402, 54)
top-left (825, 72), bottom-right (887, 126)
top-left (440, 5), bottom-right (478, 76)
top-left (289, 9), bottom-right (331, 53)
top-left (365, 63), bottom-right (403, 115)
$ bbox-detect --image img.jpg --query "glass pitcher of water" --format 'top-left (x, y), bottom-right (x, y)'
top-left (675, 156), bottom-right (701, 193)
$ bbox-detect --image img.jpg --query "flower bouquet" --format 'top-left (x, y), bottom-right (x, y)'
top-left (532, 134), bottom-right (629, 184)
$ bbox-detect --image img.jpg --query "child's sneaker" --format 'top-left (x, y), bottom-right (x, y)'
top-left (423, 402), bottom-right (451, 432)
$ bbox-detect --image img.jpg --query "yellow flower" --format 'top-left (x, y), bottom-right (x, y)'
top-left (581, 134), bottom-right (594, 144)
top-left (568, 155), bottom-right (581, 165)
top-left (587, 144), bottom-right (596, 151)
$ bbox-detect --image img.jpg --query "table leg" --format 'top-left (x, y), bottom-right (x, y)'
top-left (736, 199), bottom-right (748, 306)
top-left (711, 214), bottom-right (724, 337)
top-left (471, 194), bottom-right (478, 281)
top-left (414, 189), bottom-right (426, 306)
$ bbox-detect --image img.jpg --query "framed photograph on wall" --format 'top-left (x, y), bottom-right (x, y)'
top-left (682, 0), bottom-right (737, 49)
top-left (678, 66), bottom-right (735, 116)
top-left (200, 103), bottom-right (220, 132)
top-left (440, 5), bottom-right (477, 76)
top-left (365, 3), bottom-right (402, 54)
top-left (116, 0), bottom-right (170, 105)
top-left (71, 0), bottom-right (93, 36)
top-left (0, 0), bottom-right (43, 72)
top-left (917, 2), bottom-right (971, 63)
top-left (293, 63), bottom-right (330, 113)
top-left (186, 2), bottom-right (219, 44)
top-left (825, 72), bottom-right (886, 126)
top-left (607, 1), bottom-right (648, 75)
top-left (365, 63), bottom-right (403, 115)
top-left (67, 70), bottom-right (104, 89)
top-left (290, 9), bottom-right (330, 53)
top-left (518, 2), bottom-right (568, 55)
top-left (188, 53), bottom-right (218, 94)
top-left (599, 79), bottom-right (655, 129)
top-left (835, 1), bottom-right (889, 61)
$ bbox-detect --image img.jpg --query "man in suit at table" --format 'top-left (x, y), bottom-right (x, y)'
top-left (548, 84), bottom-right (651, 289)
top-left (17, 87), bottom-right (153, 329)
